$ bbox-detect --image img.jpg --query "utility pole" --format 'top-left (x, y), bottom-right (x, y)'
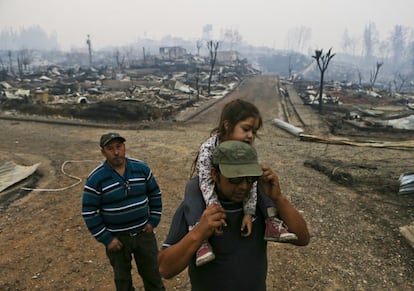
top-left (86, 34), bottom-right (92, 68)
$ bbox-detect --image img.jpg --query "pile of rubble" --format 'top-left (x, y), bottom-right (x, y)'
top-left (0, 56), bottom-right (260, 122)
top-left (292, 80), bottom-right (414, 132)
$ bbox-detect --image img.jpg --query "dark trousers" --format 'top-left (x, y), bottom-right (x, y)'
top-left (256, 185), bottom-right (277, 218)
top-left (106, 231), bottom-right (165, 291)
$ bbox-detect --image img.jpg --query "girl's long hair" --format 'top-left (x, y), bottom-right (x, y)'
top-left (190, 99), bottom-right (263, 178)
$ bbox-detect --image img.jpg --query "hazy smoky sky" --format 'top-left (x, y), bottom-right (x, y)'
top-left (1, 0), bottom-right (413, 52)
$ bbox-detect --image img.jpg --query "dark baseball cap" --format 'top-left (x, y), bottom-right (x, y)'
top-left (100, 132), bottom-right (126, 147)
top-left (212, 140), bottom-right (263, 178)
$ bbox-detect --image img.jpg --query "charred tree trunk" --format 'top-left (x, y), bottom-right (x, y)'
top-left (207, 40), bottom-right (219, 96)
top-left (312, 48), bottom-right (335, 114)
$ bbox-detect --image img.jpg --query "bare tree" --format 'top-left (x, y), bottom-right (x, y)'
top-left (357, 71), bottom-right (363, 87)
top-left (377, 40), bottom-right (391, 60)
top-left (393, 73), bottom-right (407, 93)
top-left (0, 57), bottom-right (7, 81)
top-left (312, 48), bottom-right (335, 114)
top-left (0, 57), bottom-right (6, 81)
top-left (17, 55), bottom-right (23, 78)
top-left (369, 61), bottom-right (383, 90)
top-left (206, 40), bottom-right (219, 96)
top-left (363, 21), bottom-right (379, 61)
top-left (341, 29), bottom-right (358, 56)
top-left (410, 41), bottom-right (414, 77)
top-left (17, 49), bottom-right (32, 73)
top-left (195, 67), bottom-right (200, 101)
top-left (196, 40), bottom-right (203, 56)
top-left (8, 50), bottom-right (13, 74)
top-left (286, 26), bottom-right (312, 53)
top-left (142, 47), bottom-right (147, 64)
top-left (221, 28), bottom-right (242, 51)
top-left (114, 49), bottom-right (125, 71)
top-left (390, 25), bottom-right (407, 69)
top-left (123, 46), bottom-right (133, 68)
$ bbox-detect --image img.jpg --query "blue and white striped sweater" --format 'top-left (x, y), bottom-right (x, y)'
top-left (82, 157), bottom-right (162, 246)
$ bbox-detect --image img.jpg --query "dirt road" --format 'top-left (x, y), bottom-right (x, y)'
top-left (0, 75), bottom-right (413, 290)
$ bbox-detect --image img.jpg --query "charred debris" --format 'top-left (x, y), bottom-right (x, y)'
top-left (0, 49), bottom-right (260, 122)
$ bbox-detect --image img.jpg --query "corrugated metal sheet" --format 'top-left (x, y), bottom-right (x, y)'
top-left (399, 172), bottom-right (414, 195)
top-left (0, 161), bottom-right (40, 192)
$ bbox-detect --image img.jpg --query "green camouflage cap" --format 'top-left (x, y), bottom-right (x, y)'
top-left (212, 140), bottom-right (263, 178)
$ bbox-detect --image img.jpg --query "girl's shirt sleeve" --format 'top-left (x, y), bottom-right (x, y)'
top-left (197, 135), bottom-right (220, 206)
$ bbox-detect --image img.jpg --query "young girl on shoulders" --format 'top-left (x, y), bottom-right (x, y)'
top-left (186, 99), bottom-right (297, 267)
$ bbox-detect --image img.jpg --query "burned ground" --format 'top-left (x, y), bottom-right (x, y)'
top-left (0, 75), bottom-right (413, 290)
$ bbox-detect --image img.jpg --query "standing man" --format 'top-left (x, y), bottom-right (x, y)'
top-left (158, 140), bottom-right (309, 290)
top-left (82, 132), bottom-right (165, 291)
